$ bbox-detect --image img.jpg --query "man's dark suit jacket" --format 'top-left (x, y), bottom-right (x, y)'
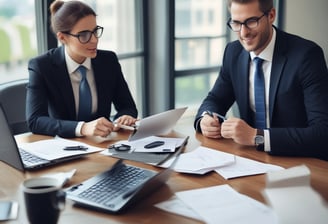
top-left (27, 46), bottom-right (138, 138)
top-left (195, 27), bottom-right (328, 161)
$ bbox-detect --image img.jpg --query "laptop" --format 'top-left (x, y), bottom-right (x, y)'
top-left (0, 104), bottom-right (84, 171)
top-left (65, 136), bottom-right (188, 213)
top-left (128, 107), bottom-right (187, 141)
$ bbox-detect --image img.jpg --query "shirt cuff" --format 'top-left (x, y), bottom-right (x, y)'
top-left (75, 121), bottom-right (84, 137)
top-left (263, 129), bottom-right (271, 152)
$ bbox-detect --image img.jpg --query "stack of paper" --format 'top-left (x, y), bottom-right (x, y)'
top-left (161, 146), bottom-right (235, 174)
top-left (262, 165), bottom-right (328, 224)
top-left (102, 136), bottom-right (187, 165)
top-left (161, 146), bottom-right (283, 178)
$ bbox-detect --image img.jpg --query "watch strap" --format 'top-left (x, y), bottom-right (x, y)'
top-left (255, 129), bottom-right (264, 151)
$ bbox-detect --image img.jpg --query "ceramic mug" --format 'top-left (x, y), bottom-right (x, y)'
top-left (22, 177), bottom-right (65, 224)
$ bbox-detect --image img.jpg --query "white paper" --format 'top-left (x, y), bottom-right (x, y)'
top-left (155, 196), bottom-right (204, 221)
top-left (173, 185), bottom-right (278, 224)
top-left (215, 155), bottom-right (284, 179)
top-left (160, 146), bottom-right (235, 174)
top-left (106, 136), bottom-right (185, 153)
top-left (42, 169), bottom-right (77, 187)
top-left (265, 164), bottom-right (310, 188)
top-left (17, 137), bottom-right (105, 160)
top-left (263, 165), bottom-right (328, 224)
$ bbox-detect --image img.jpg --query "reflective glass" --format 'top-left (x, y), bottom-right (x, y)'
top-left (175, 38), bottom-right (225, 70)
top-left (175, 0), bottom-right (227, 70)
top-left (114, 57), bottom-right (144, 116)
top-left (175, 72), bottom-right (218, 111)
top-left (83, 0), bottom-right (142, 54)
top-left (0, 0), bottom-right (37, 83)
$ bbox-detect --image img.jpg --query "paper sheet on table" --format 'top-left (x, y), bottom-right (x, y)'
top-left (215, 154), bottom-right (284, 179)
top-left (262, 165), bottom-right (328, 224)
top-left (42, 169), bottom-right (77, 187)
top-left (160, 146), bottom-right (235, 174)
top-left (108, 136), bottom-right (185, 153)
top-left (17, 137), bottom-right (105, 160)
top-left (168, 185), bottom-right (278, 224)
top-left (155, 196), bottom-right (204, 222)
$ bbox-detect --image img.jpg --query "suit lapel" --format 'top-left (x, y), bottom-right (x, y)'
top-left (51, 47), bottom-right (77, 119)
top-left (269, 29), bottom-right (287, 124)
top-left (238, 50), bottom-right (252, 121)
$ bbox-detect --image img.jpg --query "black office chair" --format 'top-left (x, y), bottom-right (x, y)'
top-left (0, 79), bottom-right (29, 135)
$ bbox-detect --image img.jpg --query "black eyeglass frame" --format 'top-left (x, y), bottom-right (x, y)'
top-left (63, 25), bottom-right (104, 44)
top-left (108, 143), bottom-right (131, 152)
top-left (227, 12), bottom-right (269, 32)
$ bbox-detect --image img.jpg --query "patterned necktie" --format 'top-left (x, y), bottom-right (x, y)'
top-left (253, 57), bottom-right (266, 129)
top-left (77, 65), bottom-right (92, 121)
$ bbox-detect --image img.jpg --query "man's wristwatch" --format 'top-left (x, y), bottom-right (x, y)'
top-left (254, 129), bottom-right (264, 151)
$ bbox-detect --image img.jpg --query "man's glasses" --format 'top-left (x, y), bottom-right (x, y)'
top-left (227, 13), bottom-right (268, 32)
top-left (63, 26), bottom-right (104, 44)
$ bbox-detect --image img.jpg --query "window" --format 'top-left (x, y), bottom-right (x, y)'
top-left (174, 0), bottom-right (228, 112)
top-left (0, 0), bottom-right (37, 83)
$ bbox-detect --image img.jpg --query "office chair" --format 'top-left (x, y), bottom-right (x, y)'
top-left (0, 79), bottom-right (29, 135)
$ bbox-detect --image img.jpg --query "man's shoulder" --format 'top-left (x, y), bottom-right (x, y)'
top-left (225, 40), bottom-right (247, 59)
top-left (276, 28), bottom-right (321, 51)
top-left (226, 39), bottom-right (243, 50)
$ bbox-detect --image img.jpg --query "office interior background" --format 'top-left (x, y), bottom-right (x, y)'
top-left (0, 0), bottom-right (327, 118)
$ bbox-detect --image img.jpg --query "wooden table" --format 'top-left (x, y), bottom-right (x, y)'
top-left (1, 116), bottom-right (328, 223)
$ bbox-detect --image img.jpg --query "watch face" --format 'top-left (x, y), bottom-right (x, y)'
top-left (255, 135), bottom-right (264, 145)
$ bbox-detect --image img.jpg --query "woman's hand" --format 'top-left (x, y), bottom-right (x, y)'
top-left (81, 117), bottom-right (114, 137)
top-left (113, 115), bottom-right (138, 131)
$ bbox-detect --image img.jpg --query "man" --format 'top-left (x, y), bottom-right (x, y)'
top-left (194, 0), bottom-right (328, 160)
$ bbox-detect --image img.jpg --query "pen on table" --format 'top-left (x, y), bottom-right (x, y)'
top-left (63, 146), bottom-right (88, 151)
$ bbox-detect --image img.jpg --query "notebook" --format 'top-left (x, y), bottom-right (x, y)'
top-left (128, 107), bottom-right (187, 141)
top-left (0, 104), bottom-right (84, 171)
top-left (65, 136), bottom-right (188, 213)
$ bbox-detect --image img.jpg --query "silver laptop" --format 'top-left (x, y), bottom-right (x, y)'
top-left (128, 107), bottom-right (187, 141)
top-left (65, 137), bottom-right (188, 213)
top-left (0, 104), bottom-right (84, 171)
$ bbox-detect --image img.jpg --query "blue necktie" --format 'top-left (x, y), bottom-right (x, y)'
top-left (254, 57), bottom-right (266, 129)
top-left (77, 65), bottom-right (92, 121)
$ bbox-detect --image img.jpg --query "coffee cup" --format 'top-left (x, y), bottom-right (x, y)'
top-left (22, 177), bottom-right (66, 224)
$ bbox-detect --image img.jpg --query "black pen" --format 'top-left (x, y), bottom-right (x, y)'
top-left (63, 146), bottom-right (88, 151)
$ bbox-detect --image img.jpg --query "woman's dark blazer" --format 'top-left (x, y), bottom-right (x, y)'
top-left (27, 46), bottom-right (138, 138)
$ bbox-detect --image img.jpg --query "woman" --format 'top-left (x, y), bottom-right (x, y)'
top-left (26, 0), bottom-right (138, 138)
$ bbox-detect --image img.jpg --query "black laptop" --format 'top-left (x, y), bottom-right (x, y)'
top-left (0, 104), bottom-right (84, 171)
top-left (65, 137), bottom-right (188, 213)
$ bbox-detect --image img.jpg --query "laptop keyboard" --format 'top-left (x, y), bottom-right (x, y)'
top-left (77, 165), bottom-right (151, 207)
top-left (19, 148), bottom-right (48, 166)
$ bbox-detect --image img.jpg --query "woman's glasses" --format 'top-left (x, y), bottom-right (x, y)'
top-left (63, 26), bottom-right (104, 44)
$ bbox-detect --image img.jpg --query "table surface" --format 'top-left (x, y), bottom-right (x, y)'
top-left (1, 115), bottom-right (328, 224)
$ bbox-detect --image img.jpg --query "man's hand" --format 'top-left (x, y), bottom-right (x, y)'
top-left (221, 117), bottom-right (257, 146)
top-left (200, 114), bottom-right (222, 138)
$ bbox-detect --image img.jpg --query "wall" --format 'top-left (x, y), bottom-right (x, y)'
top-left (283, 0), bottom-right (328, 65)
